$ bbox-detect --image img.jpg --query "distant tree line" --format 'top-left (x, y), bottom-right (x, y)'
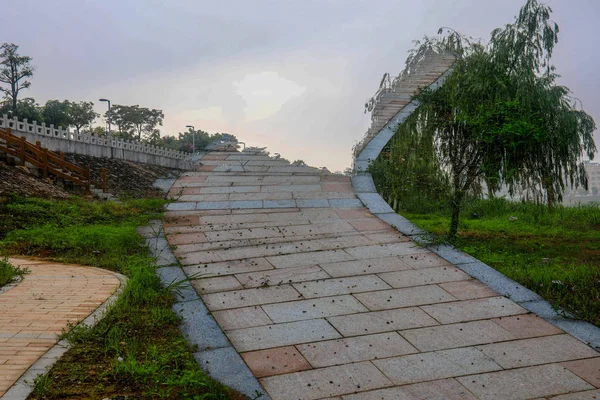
top-left (0, 42), bottom-right (234, 152)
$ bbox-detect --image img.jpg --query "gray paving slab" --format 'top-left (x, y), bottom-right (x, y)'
top-left (457, 261), bottom-right (542, 303)
top-left (356, 193), bottom-right (394, 214)
top-left (173, 300), bottom-right (229, 351)
top-left (428, 244), bottom-right (480, 265)
top-left (166, 202), bottom-right (197, 211)
top-left (155, 266), bottom-right (200, 302)
top-left (194, 347), bottom-right (271, 400)
top-left (351, 174), bottom-right (377, 193)
top-left (295, 199), bottom-right (330, 208)
top-left (375, 212), bottom-right (426, 236)
top-left (263, 199), bottom-right (297, 208)
top-left (329, 198), bottom-right (364, 208)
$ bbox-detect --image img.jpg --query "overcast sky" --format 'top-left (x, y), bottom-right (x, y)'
top-left (2, 0), bottom-right (599, 171)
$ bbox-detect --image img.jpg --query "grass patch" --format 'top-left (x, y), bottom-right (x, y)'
top-left (0, 257), bottom-right (29, 288)
top-left (0, 196), bottom-right (247, 399)
top-left (403, 198), bottom-right (600, 327)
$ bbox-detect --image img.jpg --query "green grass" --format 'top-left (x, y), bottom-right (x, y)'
top-left (403, 198), bottom-right (600, 327)
top-left (0, 196), bottom-right (246, 399)
top-left (0, 257), bottom-right (29, 288)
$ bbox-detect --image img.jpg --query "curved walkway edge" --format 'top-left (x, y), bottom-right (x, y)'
top-left (352, 65), bottom-right (600, 353)
top-left (1, 258), bottom-right (125, 400)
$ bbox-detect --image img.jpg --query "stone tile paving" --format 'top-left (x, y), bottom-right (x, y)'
top-left (165, 151), bottom-right (600, 400)
top-left (0, 258), bottom-right (121, 397)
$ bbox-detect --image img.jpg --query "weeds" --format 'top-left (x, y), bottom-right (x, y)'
top-left (0, 256), bottom-right (29, 288)
top-left (0, 196), bottom-right (244, 399)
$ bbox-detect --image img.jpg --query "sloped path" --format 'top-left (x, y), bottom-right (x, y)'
top-left (0, 258), bottom-right (121, 398)
top-left (165, 152), bottom-right (600, 400)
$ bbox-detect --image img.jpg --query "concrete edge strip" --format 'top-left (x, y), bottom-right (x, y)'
top-left (2, 270), bottom-right (128, 400)
top-left (351, 68), bottom-right (600, 351)
top-left (146, 171), bottom-right (271, 399)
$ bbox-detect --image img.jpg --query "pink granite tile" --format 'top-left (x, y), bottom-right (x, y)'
top-left (297, 332), bottom-right (417, 368)
top-left (378, 266), bottom-right (470, 288)
top-left (342, 378), bottom-right (477, 400)
top-left (202, 285), bottom-right (301, 311)
top-left (212, 306), bottom-right (273, 330)
top-left (491, 313), bottom-right (563, 338)
top-left (167, 232), bottom-right (208, 245)
top-left (241, 346), bottom-right (312, 378)
top-left (477, 334), bottom-right (599, 369)
top-left (334, 209), bottom-right (371, 220)
top-left (421, 296), bottom-right (527, 324)
top-left (400, 320), bottom-right (516, 352)
top-left (327, 307), bottom-right (438, 337)
top-left (438, 280), bottom-right (499, 300)
top-left (398, 253), bottom-right (451, 269)
top-left (294, 275), bottom-right (391, 298)
top-left (260, 362), bottom-right (393, 400)
top-left (457, 364), bottom-right (593, 400)
top-left (561, 357), bottom-right (600, 388)
top-left (191, 276), bottom-right (243, 294)
top-left (354, 285), bottom-right (457, 311)
top-left (348, 219), bottom-right (391, 232)
top-left (320, 257), bottom-right (412, 278)
top-left (236, 265), bottom-right (329, 288)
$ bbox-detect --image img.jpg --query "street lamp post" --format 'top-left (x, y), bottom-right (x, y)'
top-left (185, 125), bottom-right (195, 153)
top-left (99, 98), bottom-right (111, 135)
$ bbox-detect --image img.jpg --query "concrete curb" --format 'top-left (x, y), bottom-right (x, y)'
top-left (351, 69), bottom-right (600, 352)
top-left (147, 172), bottom-right (270, 399)
top-left (1, 270), bottom-right (127, 400)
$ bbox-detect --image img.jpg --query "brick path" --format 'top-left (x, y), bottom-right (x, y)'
top-left (0, 258), bottom-right (121, 397)
top-left (165, 152), bottom-right (600, 400)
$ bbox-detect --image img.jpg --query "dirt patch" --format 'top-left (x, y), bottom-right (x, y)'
top-left (64, 154), bottom-right (181, 198)
top-left (0, 162), bottom-right (70, 199)
top-left (0, 154), bottom-right (183, 200)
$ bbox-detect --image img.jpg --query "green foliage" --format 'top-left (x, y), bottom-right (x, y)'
top-left (0, 97), bottom-right (43, 122)
top-left (42, 100), bottom-right (71, 128)
top-left (373, 0), bottom-right (596, 238)
top-left (69, 101), bottom-right (99, 133)
top-left (107, 104), bottom-right (164, 140)
top-left (177, 129), bottom-right (236, 153)
top-left (0, 42), bottom-right (34, 117)
top-left (0, 256), bottom-right (30, 288)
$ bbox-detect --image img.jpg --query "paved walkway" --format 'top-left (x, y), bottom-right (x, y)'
top-left (165, 152), bottom-right (600, 400)
top-left (0, 258), bottom-right (121, 397)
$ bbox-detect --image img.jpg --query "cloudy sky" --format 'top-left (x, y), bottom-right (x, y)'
top-left (2, 0), bottom-right (599, 171)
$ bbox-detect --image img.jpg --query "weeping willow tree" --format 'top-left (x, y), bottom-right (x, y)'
top-left (378, 0), bottom-right (596, 239)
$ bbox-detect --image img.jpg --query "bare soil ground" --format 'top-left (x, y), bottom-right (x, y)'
top-left (0, 155), bottom-right (181, 200)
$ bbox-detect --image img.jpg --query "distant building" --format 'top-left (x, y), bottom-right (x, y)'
top-left (585, 162), bottom-right (600, 194)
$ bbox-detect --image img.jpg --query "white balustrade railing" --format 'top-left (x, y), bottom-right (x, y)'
top-left (0, 115), bottom-right (190, 161)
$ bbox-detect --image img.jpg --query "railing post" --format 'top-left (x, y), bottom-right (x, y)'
top-left (20, 136), bottom-right (26, 166)
top-left (84, 164), bottom-right (91, 194)
top-left (101, 168), bottom-right (107, 192)
top-left (43, 148), bottom-right (49, 178)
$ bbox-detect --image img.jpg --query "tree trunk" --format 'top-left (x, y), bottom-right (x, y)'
top-left (547, 186), bottom-right (555, 210)
top-left (449, 190), bottom-right (464, 240)
top-left (11, 87), bottom-right (17, 118)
